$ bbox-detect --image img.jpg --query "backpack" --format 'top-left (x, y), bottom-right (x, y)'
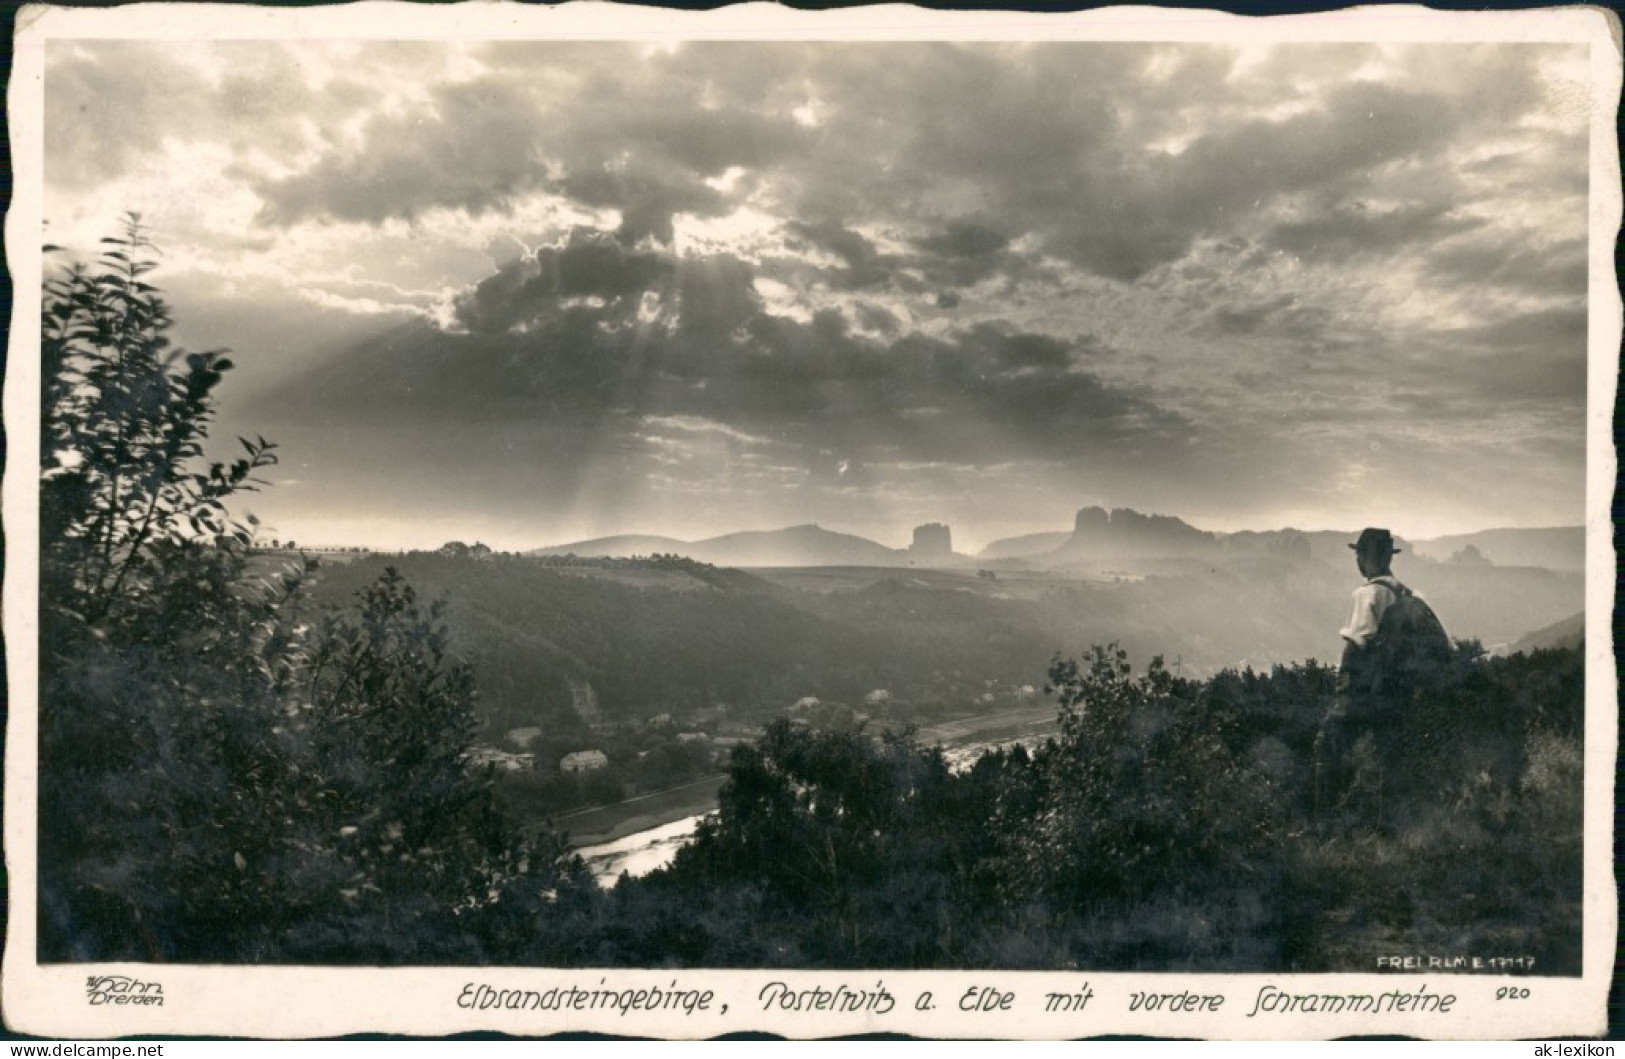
top-left (1373, 579), bottom-right (1452, 678)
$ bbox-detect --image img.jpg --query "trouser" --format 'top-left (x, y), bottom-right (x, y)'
top-left (1316, 643), bottom-right (1396, 827)
top-left (1314, 704), bottom-right (1384, 826)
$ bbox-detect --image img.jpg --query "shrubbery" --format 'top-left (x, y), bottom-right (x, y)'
top-left (37, 220), bottom-right (594, 963)
top-left (602, 642), bottom-right (1582, 971)
top-left (1019, 647), bottom-right (1285, 906)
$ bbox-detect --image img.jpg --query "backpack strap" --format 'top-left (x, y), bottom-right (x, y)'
top-left (1372, 575), bottom-right (1409, 598)
top-left (1370, 578), bottom-right (1408, 649)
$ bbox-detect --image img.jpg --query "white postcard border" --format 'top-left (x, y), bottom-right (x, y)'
top-left (4, 2), bottom-right (1619, 1040)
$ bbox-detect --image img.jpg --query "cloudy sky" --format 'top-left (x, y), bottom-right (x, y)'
top-left (42, 37), bottom-right (1593, 551)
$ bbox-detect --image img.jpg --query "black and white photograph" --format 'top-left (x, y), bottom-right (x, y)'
top-left (4, 2), bottom-right (1618, 1040)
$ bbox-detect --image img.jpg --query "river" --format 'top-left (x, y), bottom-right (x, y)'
top-left (575, 719), bottom-right (1055, 887)
top-left (576, 813), bottom-right (711, 886)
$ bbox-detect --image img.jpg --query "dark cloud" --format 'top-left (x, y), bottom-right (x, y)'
top-left (1173, 82), bottom-right (1456, 202)
top-left (734, 308), bottom-right (890, 389)
top-left (778, 216), bottom-right (1030, 295)
top-left (951, 323), bottom-right (1073, 372)
top-left (266, 229), bottom-right (1186, 479)
top-left (702, 308), bottom-right (1183, 463)
top-left (1345, 306), bottom-right (1590, 415)
top-left (787, 45), bottom-right (1123, 266)
top-left (912, 221), bottom-right (1014, 288)
top-left (874, 326), bottom-right (1189, 461)
top-left (1063, 82), bottom-right (1463, 281)
top-left (1460, 349), bottom-right (1588, 403)
top-left (1264, 201), bottom-right (1482, 260)
top-left (854, 302), bottom-right (903, 335)
top-left (915, 221), bottom-right (1009, 261)
top-left (1433, 306), bottom-right (1588, 356)
top-left (46, 42), bottom-right (319, 190)
top-left (255, 46), bottom-right (810, 234)
top-left (256, 79), bottom-right (545, 225)
top-left (452, 229), bottom-right (674, 334)
top-left (1424, 236), bottom-right (1588, 299)
top-left (1199, 294), bottom-right (1303, 337)
top-left (674, 255), bottom-right (761, 343)
top-left (560, 167), bottom-right (730, 246)
top-left (785, 220), bottom-right (895, 290)
top-left (757, 46), bottom-right (1482, 283)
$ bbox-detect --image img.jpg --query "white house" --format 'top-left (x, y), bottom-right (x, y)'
top-left (466, 747), bottom-right (535, 773)
top-left (560, 749), bottom-right (609, 773)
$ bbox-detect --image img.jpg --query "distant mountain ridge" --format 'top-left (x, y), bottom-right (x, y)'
top-left (532, 523), bottom-right (912, 568)
top-left (535, 507), bottom-right (1584, 575)
top-left (980, 506), bottom-right (1293, 566)
top-left (1407, 527), bottom-right (1585, 573)
top-left (1043, 506), bottom-right (1220, 562)
top-left (979, 508), bottom-right (1582, 572)
top-left (1507, 612), bottom-right (1584, 653)
top-left (536, 534), bottom-right (690, 558)
top-left (688, 525), bottom-right (903, 567)
top-left (977, 531), bottom-right (1071, 560)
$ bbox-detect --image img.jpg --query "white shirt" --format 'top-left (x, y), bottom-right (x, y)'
top-left (1340, 575), bottom-right (1400, 648)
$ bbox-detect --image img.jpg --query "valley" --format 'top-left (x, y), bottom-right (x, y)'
top-left (286, 510), bottom-right (1583, 846)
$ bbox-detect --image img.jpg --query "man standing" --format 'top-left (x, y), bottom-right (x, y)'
top-left (1315, 527), bottom-right (1447, 826)
top-left (1337, 528), bottom-right (1406, 703)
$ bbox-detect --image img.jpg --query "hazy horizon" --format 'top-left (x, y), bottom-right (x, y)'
top-left (264, 508), bottom-right (1584, 557)
top-left (43, 40), bottom-right (1591, 553)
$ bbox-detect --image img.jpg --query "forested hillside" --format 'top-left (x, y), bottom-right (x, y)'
top-left (299, 548), bottom-right (1583, 738)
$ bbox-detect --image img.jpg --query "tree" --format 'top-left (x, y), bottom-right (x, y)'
top-left (36, 220), bottom-right (591, 963)
top-left (38, 216), bottom-right (298, 958)
top-left (1012, 645), bottom-right (1282, 909)
top-left (633, 718), bottom-right (1014, 967)
top-left (40, 215), bottom-right (276, 629)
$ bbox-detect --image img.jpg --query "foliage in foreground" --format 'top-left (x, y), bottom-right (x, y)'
top-left (594, 642), bottom-right (1582, 971)
top-left (38, 220), bottom-right (595, 963)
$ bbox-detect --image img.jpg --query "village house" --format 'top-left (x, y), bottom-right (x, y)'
top-left (465, 746), bottom-right (535, 773)
top-left (560, 749), bottom-right (609, 773)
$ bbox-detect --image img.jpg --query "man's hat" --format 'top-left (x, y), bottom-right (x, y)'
top-left (1349, 527), bottom-right (1401, 554)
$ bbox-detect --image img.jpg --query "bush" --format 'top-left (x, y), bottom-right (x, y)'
top-left (597, 643), bottom-right (1581, 972)
top-left (38, 217), bottom-right (292, 958)
top-left (1015, 646), bottom-right (1285, 908)
top-left (36, 220), bottom-right (593, 963)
